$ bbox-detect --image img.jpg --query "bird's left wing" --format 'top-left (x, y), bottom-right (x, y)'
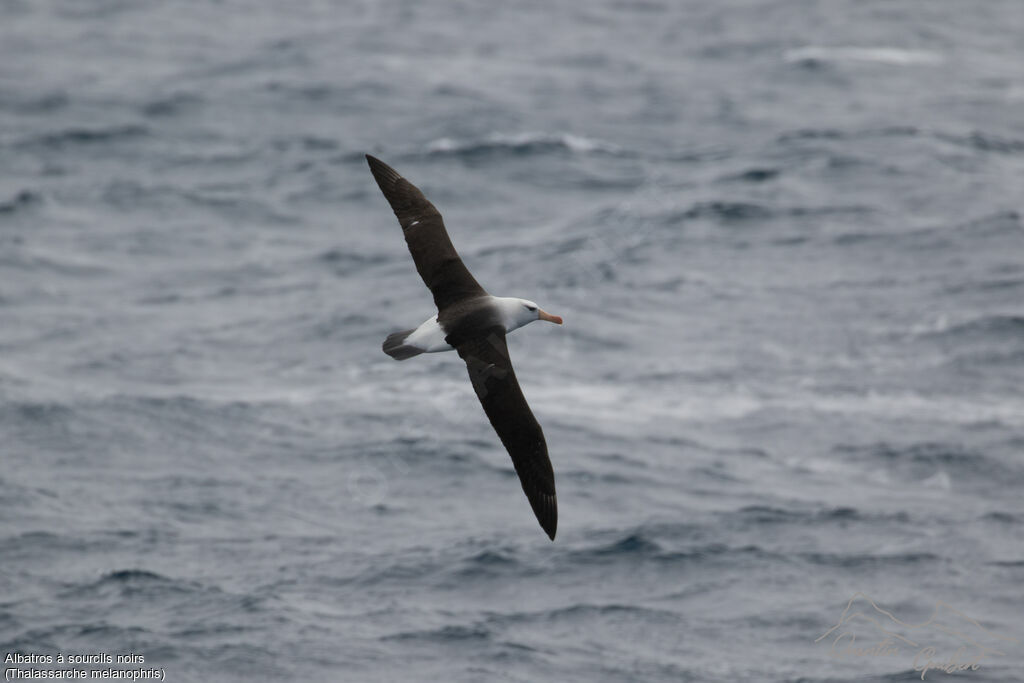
top-left (365, 155), bottom-right (487, 311)
top-left (455, 329), bottom-right (557, 540)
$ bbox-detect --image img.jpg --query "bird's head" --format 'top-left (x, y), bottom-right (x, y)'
top-left (496, 297), bottom-right (563, 332)
top-left (517, 298), bottom-right (562, 327)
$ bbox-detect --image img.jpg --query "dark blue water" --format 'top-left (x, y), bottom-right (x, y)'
top-left (2, 1), bottom-right (1023, 681)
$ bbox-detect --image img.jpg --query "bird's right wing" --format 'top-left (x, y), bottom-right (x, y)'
top-left (455, 329), bottom-right (557, 540)
top-left (366, 155), bottom-right (487, 311)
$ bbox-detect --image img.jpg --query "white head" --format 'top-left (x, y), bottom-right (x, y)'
top-left (497, 297), bottom-right (563, 332)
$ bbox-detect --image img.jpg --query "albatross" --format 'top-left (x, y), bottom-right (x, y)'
top-left (366, 155), bottom-right (563, 540)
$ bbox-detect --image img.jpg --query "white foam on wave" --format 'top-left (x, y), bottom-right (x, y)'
top-left (784, 46), bottom-right (944, 66)
top-left (531, 382), bottom-right (765, 427)
top-left (921, 469), bottom-right (953, 491)
top-left (531, 381), bottom-right (1024, 429)
top-left (423, 137), bottom-right (460, 153)
top-left (424, 131), bottom-right (618, 155)
top-left (26, 357), bottom-right (1023, 432)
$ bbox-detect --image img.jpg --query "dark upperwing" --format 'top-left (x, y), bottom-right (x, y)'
top-left (455, 329), bottom-right (558, 540)
top-left (366, 155), bottom-right (487, 311)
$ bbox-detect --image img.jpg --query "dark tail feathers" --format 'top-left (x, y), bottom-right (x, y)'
top-left (382, 329), bottom-right (424, 360)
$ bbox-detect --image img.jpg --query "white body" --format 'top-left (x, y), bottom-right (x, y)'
top-left (406, 296), bottom-right (541, 353)
top-left (405, 315), bottom-right (453, 353)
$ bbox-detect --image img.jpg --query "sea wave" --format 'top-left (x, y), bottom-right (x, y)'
top-left (0, 190), bottom-right (42, 215)
top-left (833, 441), bottom-right (1024, 486)
top-left (12, 124), bottom-right (149, 150)
top-left (917, 313), bottom-right (1024, 342)
top-left (784, 46), bottom-right (944, 66)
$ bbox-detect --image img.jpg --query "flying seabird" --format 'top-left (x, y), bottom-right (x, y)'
top-left (366, 155), bottom-right (563, 540)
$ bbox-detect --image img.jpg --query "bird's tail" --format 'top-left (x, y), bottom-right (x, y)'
top-left (382, 329), bottom-right (424, 360)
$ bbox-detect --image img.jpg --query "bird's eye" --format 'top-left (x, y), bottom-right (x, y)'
top-left (526, 305), bottom-right (537, 312)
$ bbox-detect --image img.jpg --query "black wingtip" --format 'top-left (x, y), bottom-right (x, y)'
top-left (531, 494), bottom-right (557, 541)
top-left (365, 154), bottom-right (412, 216)
top-left (543, 514), bottom-right (557, 541)
top-left (365, 154), bottom-right (401, 186)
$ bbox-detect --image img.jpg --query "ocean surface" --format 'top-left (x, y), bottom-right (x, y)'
top-left (2, 1), bottom-right (1023, 681)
